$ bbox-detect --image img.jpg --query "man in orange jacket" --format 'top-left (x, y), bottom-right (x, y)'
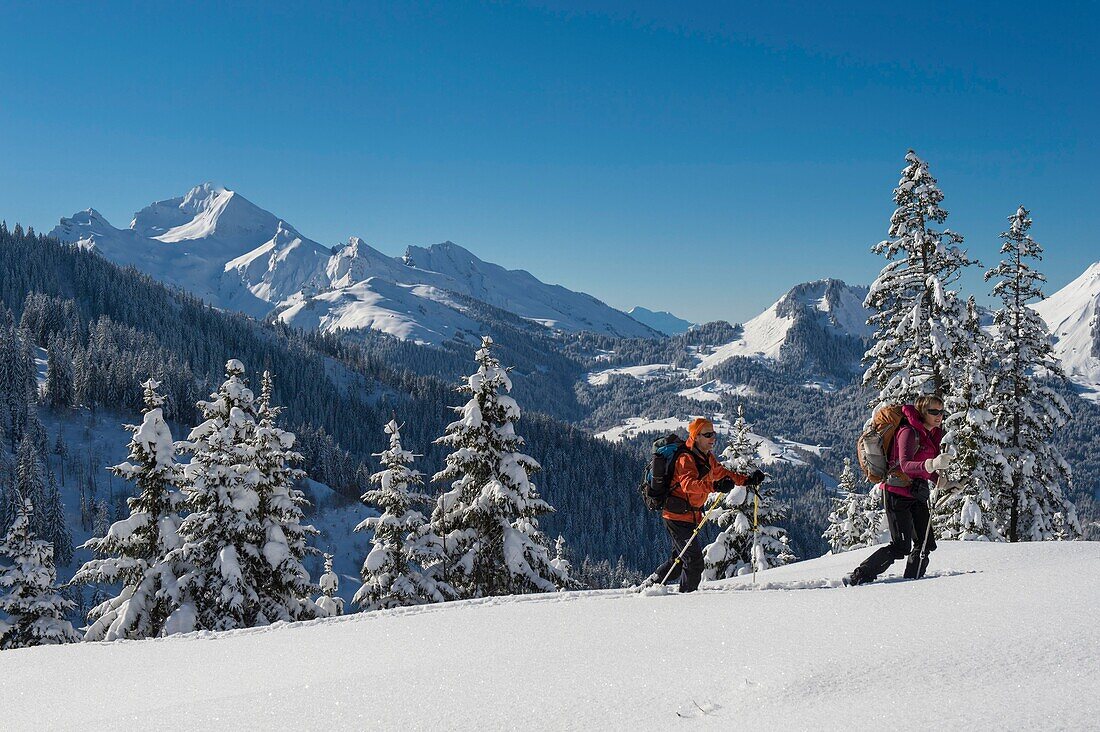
top-left (647, 417), bottom-right (765, 593)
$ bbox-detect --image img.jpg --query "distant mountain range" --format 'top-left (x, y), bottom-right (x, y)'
top-left (50, 184), bottom-right (660, 344)
top-left (626, 306), bottom-right (694, 335)
top-left (46, 183), bottom-right (1100, 398)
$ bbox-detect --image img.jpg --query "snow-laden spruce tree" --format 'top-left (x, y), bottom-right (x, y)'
top-left (863, 150), bottom-right (977, 406)
top-left (14, 435), bottom-right (46, 538)
top-left (70, 379), bottom-right (189, 640)
top-left (315, 553), bottom-right (344, 617)
top-left (550, 535), bottom-right (579, 589)
top-left (935, 298), bottom-right (1007, 541)
top-left (822, 458), bottom-right (870, 553)
top-left (984, 206), bottom-right (1081, 541)
top-left (169, 360), bottom-right (316, 632)
top-left (355, 419), bottom-right (448, 610)
top-left (703, 406), bottom-right (795, 579)
top-left (430, 336), bottom-right (566, 598)
top-left (857, 484), bottom-right (889, 548)
top-left (0, 497), bottom-right (79, 649)
top-left (249, 371), bottom-right (318, 623)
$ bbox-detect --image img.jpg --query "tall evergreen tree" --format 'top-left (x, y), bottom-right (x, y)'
top-left (44, 344), bottom-right (73, 409)
top-left (985, 206), bottom-right (1081, 541)
top-left (822, 458), bottom-right (870, 553)
top-left (0, 497), bottom-right (79, 648)
top-left (430, 337), bottom-right (566, 598)
top-left (249, 371), bottom-right (318, 623)
top-left (355, 419), bottom-right (447, 610)
top-left (169, 360), bottom-right (290, 631)
top-left (70, 378), bottom-right (189, 640)
top-left (15, 435), bottom-right (46, 539)
top-left (863, 150), bottom-right (977, 406)
top-left (936, 298), bottom-right (1007, 541)
top-left (41, 471), bottom-right (73, 566)
top-left (703, 406), bottom-right (796, 579)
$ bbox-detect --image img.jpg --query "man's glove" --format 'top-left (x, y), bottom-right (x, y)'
top-left (924, 453), bottom-right (951, 473)
top-left (714, 477), bottom-right (735, 493)
top-left (746, 469), bottom-right (766, 488)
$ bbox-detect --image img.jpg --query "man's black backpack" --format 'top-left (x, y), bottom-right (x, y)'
top-left (639, 434), bottom-right (690, 511)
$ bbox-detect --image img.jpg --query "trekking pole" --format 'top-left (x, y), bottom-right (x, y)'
top-left (751, 490), bottom-right (760, 584)
top-left (659, 491), bottom-right (729, 586)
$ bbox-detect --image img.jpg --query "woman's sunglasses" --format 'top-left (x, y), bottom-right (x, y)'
top-left (925, 408), bottom-right (945, 416)
top-left (700, 431), bottom-right (717, 438)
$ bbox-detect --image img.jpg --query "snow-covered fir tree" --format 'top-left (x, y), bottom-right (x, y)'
top-left (0, 497), bottom-right (79, 649)
top-left (169, 360), bottom-right (316, 632)
top-left (70, 378), bottom-right (188, 640)
top-left (315, 553), bottom-right (344, 617)
top-left (14, 435), bottom-right (46, 538)
top-left (703, 406), bottom-right (795, 579)
top-left (857, 484), bottom-right (889, 548)
top-left (249, 371), bottom-right (318, 623)
top-left (430, 336), bottom-right (566, 598)
top-left (936, 298), bottom-right (1007, 541)
top-left (822, 458), bottom-right (870, 553)
top-left (984, 206), bottom-right (1081, 541)
top-left (863, 150), bottom-right (977, 405)
top-left (354, 419), bottom-right (447, 610)
top-left (550, 535), bottom-right (578, 589)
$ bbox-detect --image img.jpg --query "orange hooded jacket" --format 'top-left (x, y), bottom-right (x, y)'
top-left (661, 436), bottom-right (750, 524)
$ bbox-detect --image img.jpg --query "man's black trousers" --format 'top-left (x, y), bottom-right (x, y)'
top-left (653, 519), bottom-right (704, 593)
top-left (854, 488), bottom-right (937, 582)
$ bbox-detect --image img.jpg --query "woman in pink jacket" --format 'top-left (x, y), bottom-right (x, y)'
top-left (845, 395), bottom-right (952, 585)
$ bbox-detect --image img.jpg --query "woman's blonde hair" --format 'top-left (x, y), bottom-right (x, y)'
top-left (915, 394), bottom-right (944, 414)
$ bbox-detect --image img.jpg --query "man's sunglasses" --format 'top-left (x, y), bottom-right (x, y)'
top-left (700, 431), bottom-right (717, 438)
top-left (925, 408), bottom-right (945, 416)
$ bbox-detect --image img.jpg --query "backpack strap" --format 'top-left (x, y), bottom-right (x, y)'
top-left (887, 423), bottom-right (920, 487)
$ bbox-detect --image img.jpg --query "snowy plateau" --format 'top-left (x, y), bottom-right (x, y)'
top-left (2, 541), bottom-right (1097, 730)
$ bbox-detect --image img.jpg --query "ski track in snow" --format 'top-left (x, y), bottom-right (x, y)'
top-left (2, 542), bottom-right (1098, 731)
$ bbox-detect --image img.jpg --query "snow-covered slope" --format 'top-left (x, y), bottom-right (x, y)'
top-left (50, 187), bottom-right (660, 341)
top-left (402, 241), bottom-right (658, 338)
top-left (6, 542), bottom-right (1097, 730)
top-left (1034, 261), bottom-right (1100, 400)
top-left (627, 306), bottom-right (694, 335)
top-left (277, 278), bottom-right (483, 344)
top-left (696, 279), bottom-right (870, 373)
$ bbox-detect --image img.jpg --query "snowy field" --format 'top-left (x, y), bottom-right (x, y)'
top-left (2, 541), bottom-right (1096, 731)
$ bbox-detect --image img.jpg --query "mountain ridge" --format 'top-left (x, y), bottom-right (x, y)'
top-left (50, 184), bottom-right (660, 343)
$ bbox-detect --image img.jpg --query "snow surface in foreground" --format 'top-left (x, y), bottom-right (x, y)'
top-left (2, 542), bottom-right (1097, 731)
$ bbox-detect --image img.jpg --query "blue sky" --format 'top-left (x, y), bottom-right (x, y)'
top-left (1, 1), bottom-right (1096, 324)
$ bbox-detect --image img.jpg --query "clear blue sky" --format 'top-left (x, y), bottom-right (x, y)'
top-left (1, 1), bottom-right (1096, 324)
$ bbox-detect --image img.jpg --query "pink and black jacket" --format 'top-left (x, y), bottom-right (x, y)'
top-left (886, 404), bottom-right (944, 499)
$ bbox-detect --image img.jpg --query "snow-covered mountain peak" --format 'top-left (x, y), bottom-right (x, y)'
top-left (131, 183), bottom-right (280, 255)
top-left (694, 279), bottom-right (871, 374)
top-left (1033, 260), bottom-right (1100, 399)
top-left (774, 279), bottom-right (872, 338)
top-left (403, 240), bottom-right (487, 275)
top-left (55, 208), bottom-right (113, 239)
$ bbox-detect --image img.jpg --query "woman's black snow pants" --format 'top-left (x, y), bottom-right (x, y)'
top-left (854, 488), bottom-right (937, 582)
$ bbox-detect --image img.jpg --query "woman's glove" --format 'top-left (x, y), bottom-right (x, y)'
top-left (924, 453), bottom-right (951, 473)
